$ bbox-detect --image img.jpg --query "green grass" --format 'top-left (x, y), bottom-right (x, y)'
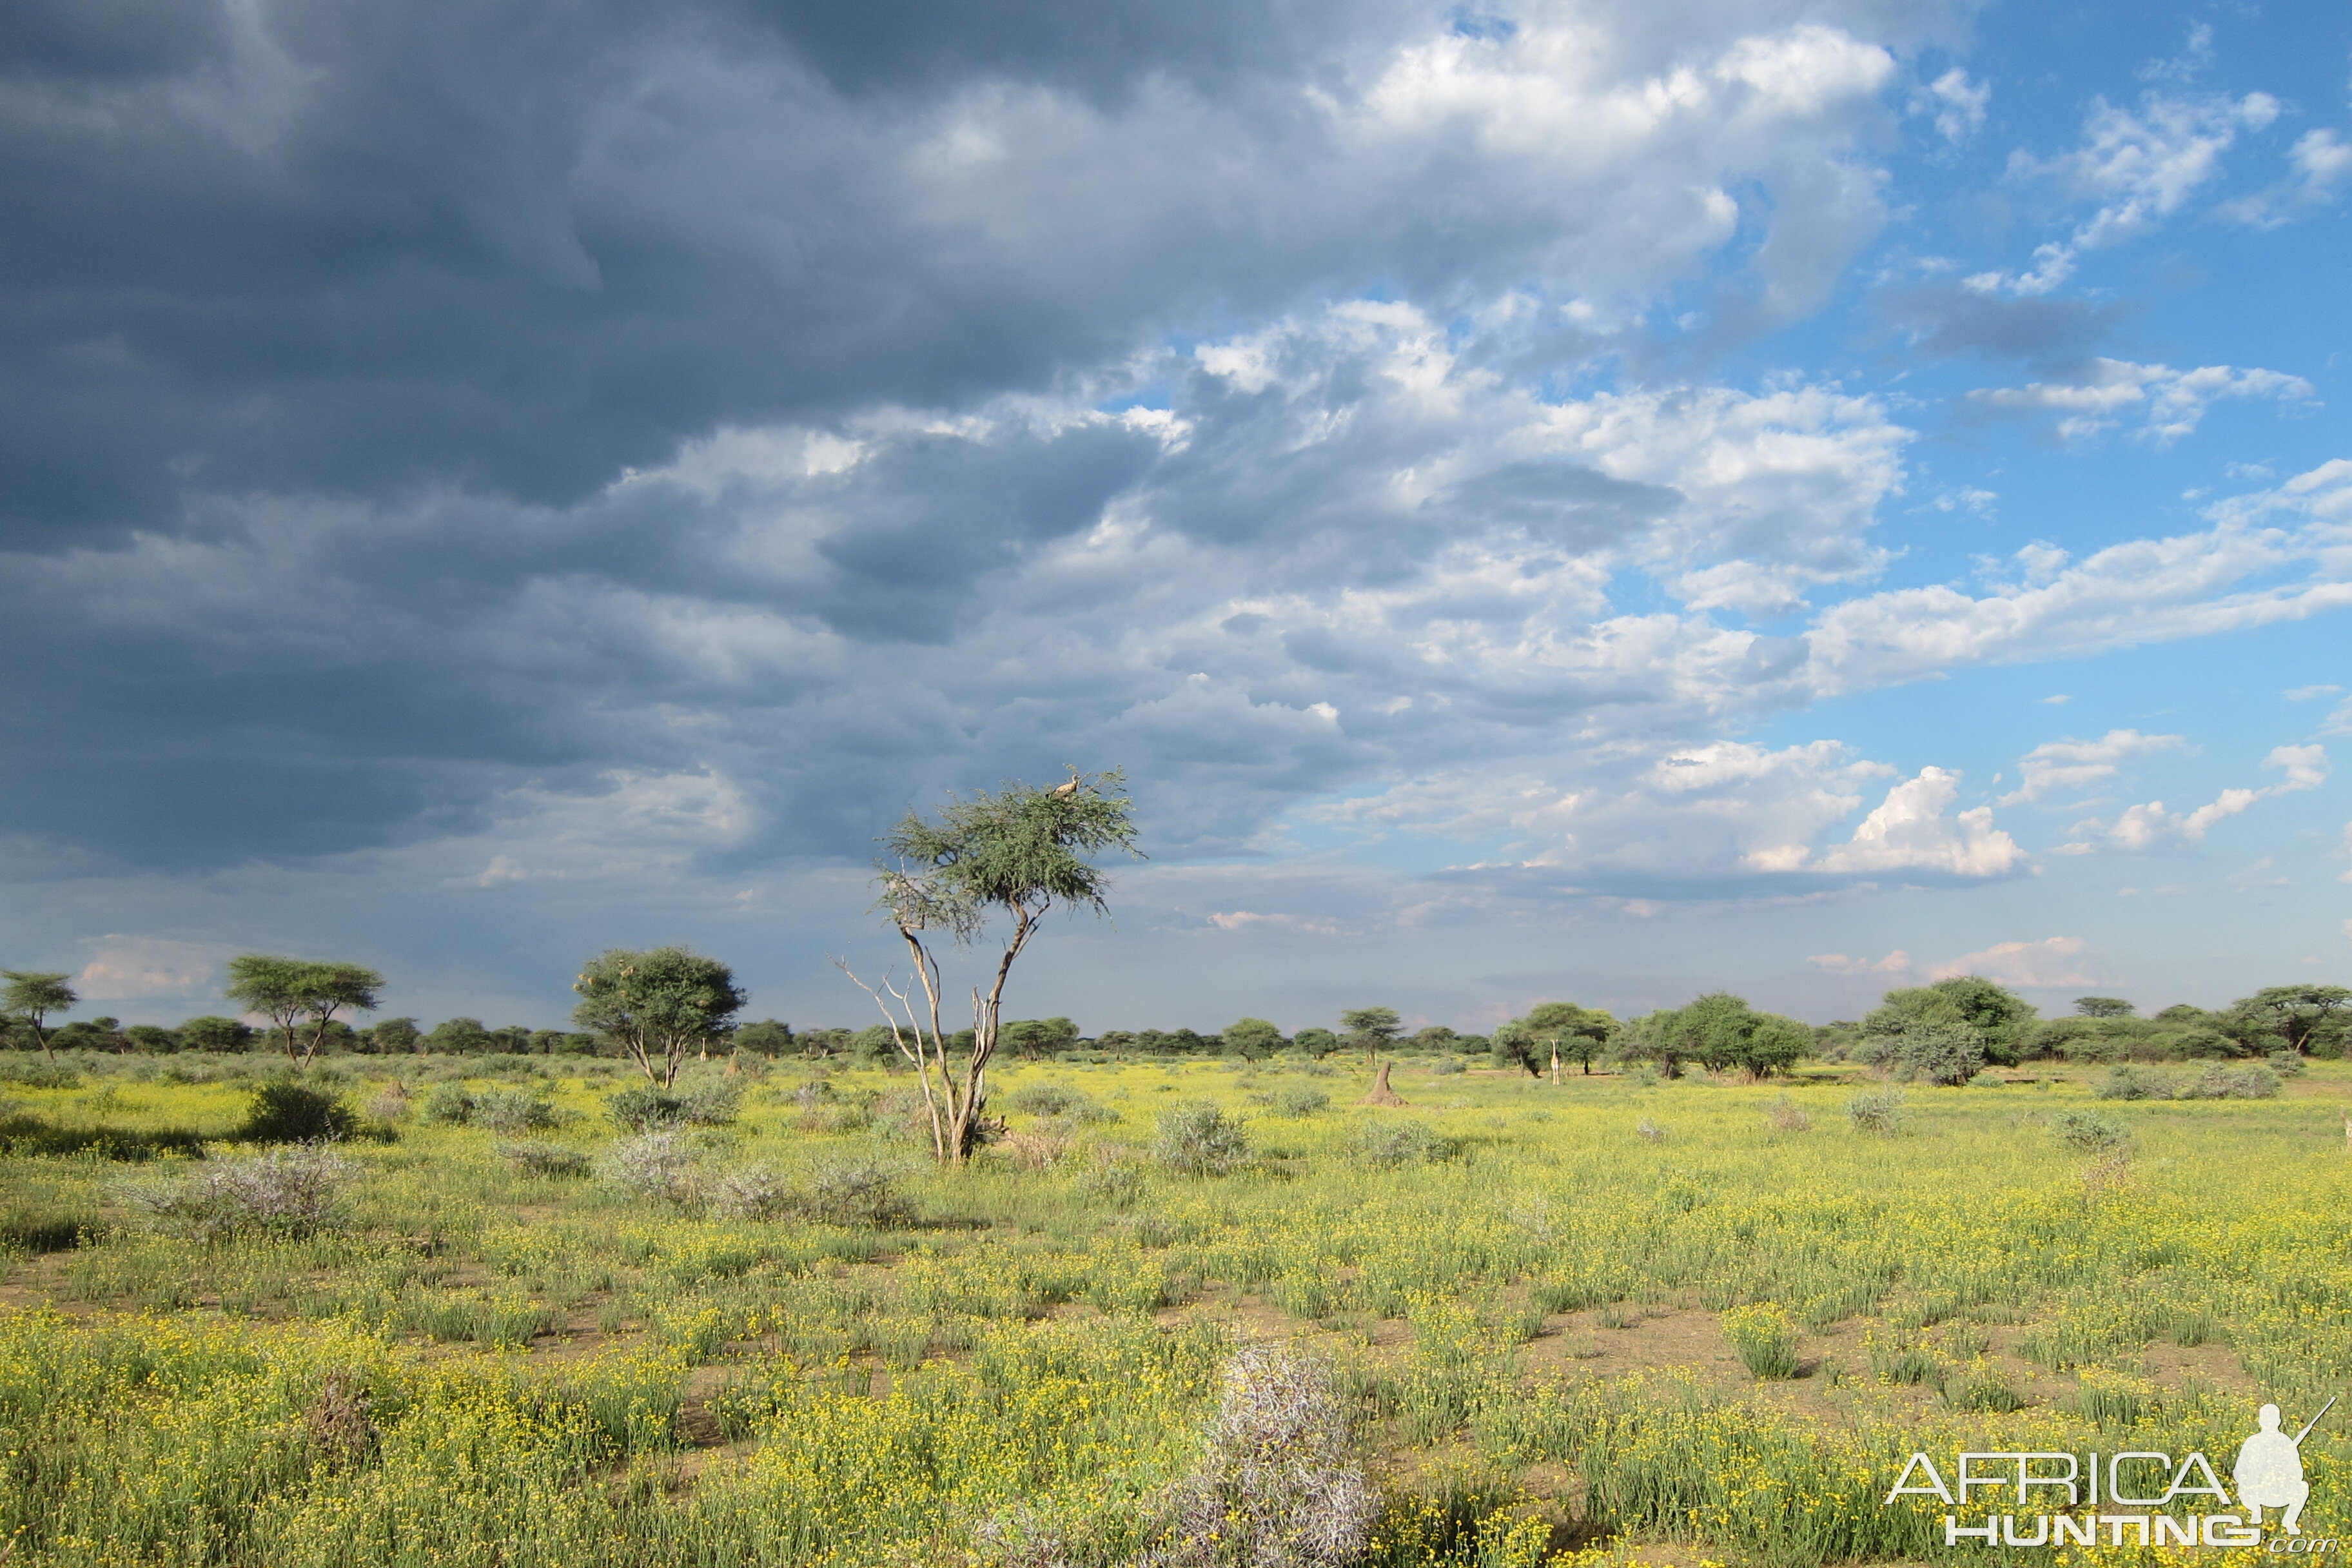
top-left (0, 1048), bottom-right (2347, 1565)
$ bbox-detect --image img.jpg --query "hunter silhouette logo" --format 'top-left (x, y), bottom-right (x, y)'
top-left (2240, 1400), bottom-right (2333, 1534)
top-left (1884, 1397), bottom-right (2335, 1550)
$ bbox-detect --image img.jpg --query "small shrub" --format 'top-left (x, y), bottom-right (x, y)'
top-left (802, 1157), bottom-right (915, 1227)
top-left (2095, 1064), bottom-right (2176, 1100)
top-left (997, 1128), bottom-right (1069, 1170)
top-left (710, 1164), bottom-right (792, 1220)
top-left (1866, 1331), bottom-right (1939, 1386)
top-left (0, 1059), bottom-right (80, 1089)
top-left (1764, 1097), bottom-right (1810, 1132)
top-left (125, 1147), bottom-right (356, 1241)
top-left (303, 1368), bottom-right (378, 1467)
top-left (497, 1141), bottom-right (591, 1178)
top-left (1635, 1118), bottom-right (1666, 1143)
top-left (597, 1131), bottom-right (700, 1204)
top-left (1966, 1070), bottom-right (2004, 1088)
top-left (239, 1082), bottom-right (361, 1144)
top-left (1075, 1158), bottom-right (1146, 1209)
top-left (2053, 1110), bottom-right (2131, 1152)
top-left (2177, 1063), bottom-right (2280, 1100)
top-left (1152, 1345), bottom-right (1376, 1568)
top-left (1845, 1088), bottom-right (1905, 1135)
top-left (2268, 1050), bottom-right (2307, 1078)
top-left (1940, 1360), bottom-right (2025, 1413)
top-left (790, 1078), bottom-right (838, 1108)
top-left (1626, 1064), bottom-right (1660, 1088)
top-left (469, 1088), bottom-right (558, 1132)
top-left (1429, 1057), bottom-right (1467, 1076)
top-left (800, 1102), bottom-right (872, 1135)
top-left (365, 1083), bottom-right (412, 1122)
top-left (1152, 1101), bottom-right (1251, 1177)
top-left (1340, 1117), bottom-right (1462, 1168)
top-left (676, 1081), bottom-right (743, 1126)
top-left (1721, 1303), bottom-right (1801, 1379)
top-left (605, 1084), bottom-right (686, 1132)
top-left (1008, 1081), bottom-right (1086, 1117)
top-left (1271, 1086), bottom-right (1331, 1118)
top-left (420, 1083), bottom-right (476, 1124)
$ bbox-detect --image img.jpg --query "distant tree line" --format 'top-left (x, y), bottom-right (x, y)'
top-left (6, 958), bottom-right (2344, 1090)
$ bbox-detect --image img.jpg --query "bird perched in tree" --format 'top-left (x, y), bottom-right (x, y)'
top-left (1051, 769), bottom-right (1081, 798)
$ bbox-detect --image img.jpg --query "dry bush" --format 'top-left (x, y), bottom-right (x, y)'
top-left (709, 1163), bottom-right (793, 1220)
top-left (1149, 1344), bottom-right (1375, 1567)
top-left (498, 1141), bottom-right (591, 1178)
top-left (124, 1147), bottom-right (357, 1242)
top-left (303, 1369), bottom-right (378, 1468)
top-left (801, 1157), bottom-right (916, 1227)
top-left (470, 1088), bottom-right (557, 1132)
top-left (999, 1128), bottom-right (1070, 1171)
top-left (596, 1132), bottom-right (700, 1204)
top-left (1764, 1097), bottom-right (1810, 1132)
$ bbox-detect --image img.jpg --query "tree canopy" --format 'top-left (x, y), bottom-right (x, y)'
top-left (1340, 1006), bottom-right (1402, 1063)
top-left (572, 947), bottom-right (747, 1087)
top-left (851, 767), bottom-right (1142, 1163)
top-left (224, 955), bottom-right (383, 1070)
top-left (1, 970), bottom-right (77, 1060)
top-left (1624, 992), bottom-right (1808, 1079)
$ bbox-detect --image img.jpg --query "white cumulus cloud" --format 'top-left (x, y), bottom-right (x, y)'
top-left (2060, 743), bottom-right (2328, 853)
top-left (1932, 936), bottom-right (2097, 988)
top-left (1814, 767), bottom-right (2025, 876)
top-left (2002, 729), bottom-right (2191, 805)
top-left (1967, 90), bottom-right (2279, 296)
top-left (1807, 950), bottom-right (1912, 975)
top-left (74, 936), bottom-right (231, 1001)
top-left (1965, 357), bottom-right (2313, 446)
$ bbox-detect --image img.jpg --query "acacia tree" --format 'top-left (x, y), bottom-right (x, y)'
top-left (1523, 1001), bottom-right (1616, 1081)
top-left (1, 971), bottom-right (77, 1060)
top-left (1340, 1006), bottom-right (1402, 1068)
top-left (573, 946), bottom-right (747, 1086)
top-left (2237, 984), bottom-right (2352, 1055)
top-left (224, 956), bottom-right (384, 1069)
top-left (841, 767), bottom-right (1141, 1165)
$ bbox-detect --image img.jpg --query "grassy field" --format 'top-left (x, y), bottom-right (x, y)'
top-left (2, 1050), bottom-right (2348, 1567)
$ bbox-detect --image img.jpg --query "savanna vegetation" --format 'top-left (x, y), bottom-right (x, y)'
top-left (2, 1041), bottom-right (2348, 1567)
top-left (6, 773), bottom-right (2348, 1565)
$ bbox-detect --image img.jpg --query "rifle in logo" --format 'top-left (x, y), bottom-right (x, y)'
top-left (2239, 1397), bottom-right (2335, 1535)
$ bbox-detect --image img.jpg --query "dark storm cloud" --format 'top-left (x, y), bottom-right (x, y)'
top-left (1, 0), bottom-right (1980, 895)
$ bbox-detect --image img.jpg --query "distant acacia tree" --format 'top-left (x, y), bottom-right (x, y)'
top-left (2, 971), bottom-right (77, 1060)
top-left (573, 947), bottom-right (747, 1086)
top-left (223, 956), bottom-right (383, 1070)
top-left (2234, 984), bottom-right (2352, 1056)
top-left (1340, 1006), bottom-right (1402, 1066)
top-left (1001, 1017), bottom-right (1081, 1058)
top-left (179, 1015), bottom-right (254, 1054)
top-left (841, 767), bottom-right (1141, 1165)
top-left (1619, 993), bottom-right (1810, 1081)
top-left (2073, 996), bottom-right (2136, 1019)
top-left (1524, 1001), bottom-right (1616, 1081)
top-left (1222, 1017), bottom-right (1284, 1060)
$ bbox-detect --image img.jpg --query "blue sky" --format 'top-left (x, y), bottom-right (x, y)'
top-left (2, 0), bottom-right (2346, 1035)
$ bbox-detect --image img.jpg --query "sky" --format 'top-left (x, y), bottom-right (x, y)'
top-left (3, 0), bottom-right (2348, 1037)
